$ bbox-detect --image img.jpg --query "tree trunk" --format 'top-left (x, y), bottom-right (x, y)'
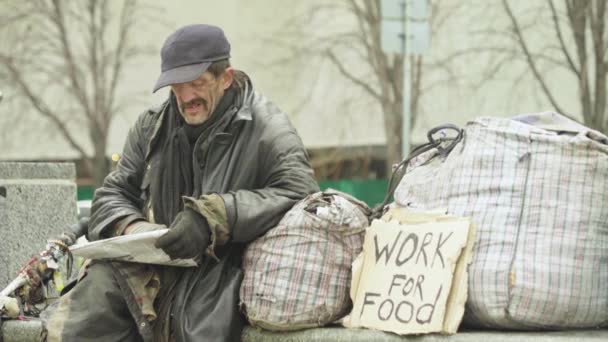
top-left (91, 152), bottom-right (109, 188)
top-left (592, 71), bottom-right (606, 132)
top-left (382, 102), bottom-right (403, 177)
top-left (90, 129), bottom-right (110, 188)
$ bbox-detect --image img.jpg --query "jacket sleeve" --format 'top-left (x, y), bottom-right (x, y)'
top-left (219, 128), bottom-right (319, 243)
top-left (88, 111), bottom-right (154, 240)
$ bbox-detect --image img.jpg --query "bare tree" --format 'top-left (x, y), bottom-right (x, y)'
top-left (0, 0), bottom-right (154, 186)
top-left (266, 0), bottom-right (463, 173)
top-left (495, 0), bottom-right (607, 132)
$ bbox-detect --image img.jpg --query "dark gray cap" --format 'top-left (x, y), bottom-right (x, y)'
top-left (153, 24), bottom-right (231, 92)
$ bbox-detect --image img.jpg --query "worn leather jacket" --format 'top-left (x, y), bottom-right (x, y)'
top-left (90, 76), bottom-right (319, 243)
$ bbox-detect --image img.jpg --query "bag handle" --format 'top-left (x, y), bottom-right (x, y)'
top-left (371, 124), bottom-right (464, 219)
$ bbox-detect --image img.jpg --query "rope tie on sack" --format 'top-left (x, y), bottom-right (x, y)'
top-left (371, 124), bottom-right (464, 220)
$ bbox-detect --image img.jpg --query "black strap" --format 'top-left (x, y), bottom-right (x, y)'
top-left (371, 124), bottom-right (464, 219)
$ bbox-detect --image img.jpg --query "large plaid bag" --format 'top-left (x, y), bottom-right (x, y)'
top-left (393, 113), bottom-right (608, 329)
top-left (240, 189), bottom-right (370, 331)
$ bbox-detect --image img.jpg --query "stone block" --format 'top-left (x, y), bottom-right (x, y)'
top-left (0, 163), bottom-right (75, 180)
top-left (242, 326), bottom-right (608, 342)
top-left (0, 162), bottom-right (77, 289)
top-left (2, 320), bottom-right (608, 342)
top-left (1, 320), bottom-right (44, 342)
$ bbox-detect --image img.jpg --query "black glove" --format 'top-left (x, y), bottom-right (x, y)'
top-left (155, 208), bottom-right (210, 260)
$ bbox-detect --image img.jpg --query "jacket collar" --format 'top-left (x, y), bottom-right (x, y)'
top-left (231, 70), bottom-right (254, 123)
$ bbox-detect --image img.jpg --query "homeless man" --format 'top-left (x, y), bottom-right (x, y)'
top-left (46, 24), bottom-right (319, 342)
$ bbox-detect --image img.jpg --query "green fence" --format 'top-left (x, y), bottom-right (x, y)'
top-left (78, 179), bottom-right (389, 208)
top-left (77, 186), bottom-right (95, 201)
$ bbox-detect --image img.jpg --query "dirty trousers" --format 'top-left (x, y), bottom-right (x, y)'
top-left (45, 262), bottom-right (144, 342)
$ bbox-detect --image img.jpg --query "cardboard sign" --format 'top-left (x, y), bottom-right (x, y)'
top-left (344, 209), bottom-right (475, 335)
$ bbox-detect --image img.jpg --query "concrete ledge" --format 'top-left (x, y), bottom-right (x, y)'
top-left (1, 320), bottom-right (45, 342)
top-left (0, 162), bottom-right (75, 180)
top-left (243, 326), bottom-right (608, 341)
top-left (3, 319), bottom-right (607, 342)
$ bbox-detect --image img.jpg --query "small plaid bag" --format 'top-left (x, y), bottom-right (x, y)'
top-left (394, 113), bottom-right (608, 329)
top-left (240, 189), bottom-right (370, 331)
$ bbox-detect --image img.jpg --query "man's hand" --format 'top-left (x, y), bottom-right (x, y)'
top-left (124, 221), bottom-right (166, 235)
top-left (154, 208), bottom-right (210, 260)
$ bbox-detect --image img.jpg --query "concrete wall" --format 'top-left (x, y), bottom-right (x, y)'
top-left (0, 162), bottom-right (77, 287)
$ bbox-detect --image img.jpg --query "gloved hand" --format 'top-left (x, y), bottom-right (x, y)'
top-left (155, 208), bottom-right (210, 260)
top-left (125, 221), bottom-right (166, 234)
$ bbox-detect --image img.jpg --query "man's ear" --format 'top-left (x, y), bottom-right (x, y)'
top-left (222, 67), bottom-right (234, 90)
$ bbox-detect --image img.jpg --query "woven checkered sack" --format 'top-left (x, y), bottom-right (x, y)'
top-left (240, 189), bottom-right (370, 331)
top-left (392, 112), bottom-right (608, 329)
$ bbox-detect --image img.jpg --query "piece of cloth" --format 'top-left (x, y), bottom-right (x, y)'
top-left (48, 70), bottom-right (319, 342)
top-left (155, 208), bottom-right (211, 260)
top-left (183, 193), bottom-right (231, 259)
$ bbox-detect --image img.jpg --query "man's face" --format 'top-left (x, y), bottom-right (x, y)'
top-left (171, 70), bottom-right (231, 125)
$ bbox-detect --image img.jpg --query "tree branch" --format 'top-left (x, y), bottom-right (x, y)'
top-left (347, 0), bottom-right (392, 102)
top-left (50, 0), bottom-right (92, 120)
top-left (547, 0), bottom-right (580, 77)
top-left (107, 0), bottom-right (135, 123)
top-left (590, 0), bottom-right (606, 128)
top-left (502, 0), bottom-right (570, 117)
top-left (325, 48), bottom-right (383, 101)
top-left (2, 55), bottom-right (87, 157)
top-left (566, 0), bottom-right (593, 125)
top-left (86, 0), bottom-right (104, 132)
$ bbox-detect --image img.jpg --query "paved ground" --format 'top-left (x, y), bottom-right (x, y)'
top-left (2, 319), bottom-right (607, 342)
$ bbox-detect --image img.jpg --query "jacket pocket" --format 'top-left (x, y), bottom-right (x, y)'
top-left (202, 133), bottom-right (234, 192)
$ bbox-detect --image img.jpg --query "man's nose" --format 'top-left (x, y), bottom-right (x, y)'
top-left (174, 84), bottom-right (197, 103)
